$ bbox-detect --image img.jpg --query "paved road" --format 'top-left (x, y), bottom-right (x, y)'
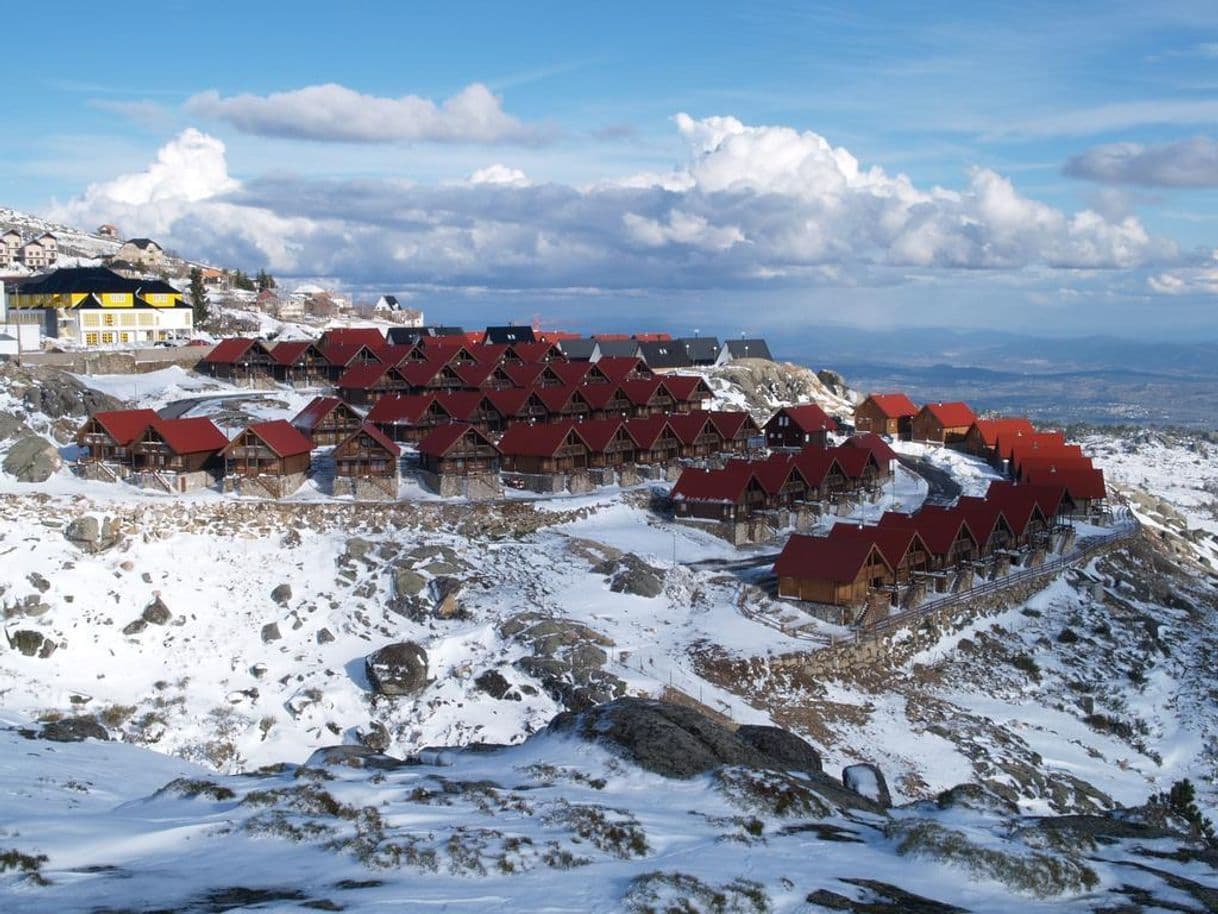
top-left (158, 392), bottom-right (280, 420)
top-left (896, 454), bottom-right (960, 505)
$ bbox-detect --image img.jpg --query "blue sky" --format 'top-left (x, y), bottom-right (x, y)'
top-left (7, 0), bottom-right (1218, 339)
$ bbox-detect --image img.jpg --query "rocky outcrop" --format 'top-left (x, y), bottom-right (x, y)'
top-left (142, 597), bottom-right (171, 626)
top-left (5, 628), bottom-right (56, 658)
top-left (596, 554), bottom-right (665, 598)
top-left (501, 612), bottom-right (624, 711)
top-left (735, 724), bottom-right (823, 774)
top-left (365, 641), bottom-right (429, 696)
top-left (2, 435), bottom-right (61, 482)
top-left (64, 514), bottom-right (120, 553)
top-left (0, 410), bottom-right (29, 442)
top-left (30, 717), bottom-right (109, 743)
top-left (843, 763), bottom-right (892, 808)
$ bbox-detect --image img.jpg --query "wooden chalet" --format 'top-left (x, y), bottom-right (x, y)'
top-left (321, 342), bottom-right (385, 382)
top-left (953, 497), bottom-right (1016, 557)
top-left (911, 402), bottom-right (977, 445)
top-left (366, 394), bottom-right (451, 443)
top-left (984, 483), bottom-right (1054, 546)
top-left (76, 409), bottom-right (160, 465)
top-left (270, 340), bottom-right (330, 385)
top-left (486, 388), bottom-right (550, 425)
top-left (580, 383), bottom-right (634, 421)
top-left (667, 412), bottom-right (723, 459)
top-left (333, 423), bottom-right (401, 479)
top-left (830, 446), bottom-right (883, 492)
top-left (418, 423), bottom-right (501, 477)
top-left (497, 422), bottom-right (591, 475)
top-left (992, 430), bottom-right (1066, 471)
top-left (878, 508), bottom-right (979, 570)
top-left (291, 396), bottom-right (364, 445)
top-left (660, 375), bottom-right (714, 413)
top-left (595, 356), bottom-right (652, 384)
top-left (828, 525), bottom-right (932, 585)
top-left (199, 338), bottom-right (277, 381)
top-left (575, 419), bottom-right (638, 469)
top-left (317, 327), bottom-right (388, 355)
top-left (131, 417), bottom-right (228, 474)
top-left (222, 420), bottom-right (314, 478)
top-left (538, 385), bottom-right (593, 423)
top-left (671, 464), bottom-right (768, 521)
top-left (842, 433), bottom-right (898, 478)
top-left (765, 404), bottom-right (834, 449)
top-left (853, 393), bottom-right (918, 438)
top-left (699, 410), bottom-right (762, 454)
top-left (623, 417), bottom-right (681, 465)
top-left (962, 417), bottom-right (1036, 459)
top-left (621, 378), bottom-right (675, 416)
top-left (775, 535), bottom-right (895, 606)
top-left (792, 447), bottom-right (850, 500)
top-left (334, 363), bottom-right (403, 405)
top-left (1009, 442), bottom-right (1084, 480)
top-left (745, 455), bottom-right (811, 508)
top-left (1021, 465), bottom-right (1106, 514)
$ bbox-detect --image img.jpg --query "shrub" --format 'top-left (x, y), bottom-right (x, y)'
top-left (1010, 653), bottom-right (1041, 679)
top-left (0, 849), bottom-right (50, 886)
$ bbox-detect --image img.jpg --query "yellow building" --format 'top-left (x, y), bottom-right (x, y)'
top-left (10, 266), bottom-right (193, 347)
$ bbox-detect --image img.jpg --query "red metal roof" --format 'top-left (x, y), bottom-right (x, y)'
top-left (660, 375), bottom-right (710, 402)
top-left (497, 420), bottom-right (589, 457)
top-left (201, 337), bottom-right (257, 364)
top-left (768, 404), bottom-right (834, 433)
top-left (953, 497), bottom-right (1011, 546)
top-left (699, 410), bottom-right (756, 440)
top-left (1022, 466), bottom-right (1106, 501)
top-left (418, 422), bottom-right (495, 458)
top-left (291, 396), bottom-right (357, 432)
top-left (994, 430), bottom-right (1065, 462)
top-left (878, 507), bottom-right (977, 556)
top-left (509, 341), bottom-right (561, 363)
top-left (988, 480), bottom-right (1069, 519)
top-left (843, 433), bottom-right (897, 465)
top-left (337, 422), bottom-right (401, 457)
top-left (230, 420), bottom-right (314, 458)
top-left (550, 362), bottom-right (592, 386)
top-left (792, 447), bottom-right (846, 486)
top-left (318, 327), bottom-right (387, 353)
top-left (774, 535), bottom-right (892, 583)
top-left (366, 394), bottom-right (437, 424)
top-left (336, 362), bottom-right (390, 390)
top-left (1016, 455), bottom-right (1093, 481)
top-left (971, 417), bottom-right (1035, 447)
top-left (829, 524), bottom-right (929, 570)
top-left (88, 409), bottom-right (160, 446)
top-left (622, 416), bottom-right (674, 449)
top-left (671, 464), bottom-right (756, 503)
top-left (154, 417), bottom-right (228, 455)
top-left (570, 418), bottom-right (627, 453)
top-left (577, 383), bottom-right (626, 410)
top-left (454, 362), bottom-right (499, 388)
top-left (431, 391), bottom-right (483, 421)
top-left (828, 446), bottom-right (876, 479)
top-left (270, 340), bottom-right (315, 366)
top-left (620, 378), bottom-right (665, 406)
top-left (322, 342), bottom-right (382, 368)
top-left (862, 393), bottom-right (919, 419)
top-left (749, 455), bottom-right (807, 496)
top-left (665, 412), bottom-right (718, 446)
top-left (504, 363), bottom-right (546, 387)
top-left (920, 401), bottom-right (977, 429)
top-left (596, 357), bottom-right (649, 383)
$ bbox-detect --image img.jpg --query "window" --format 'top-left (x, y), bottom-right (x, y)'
top-left (85, 332), bottom-right (99, 346)
top-left (101, 332), bottom-right (114, 344)
top-left (103, 313), bottom-right (116, 327)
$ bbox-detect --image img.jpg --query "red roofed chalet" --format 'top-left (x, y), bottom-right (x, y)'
top-left (223, 420), bottom-right (314, 479)
top-left (291, 396), bottom-right (364, 445)
top-left (76, 409), bottom-right (161, 464)
top-left (765, 403), bottom-right (835, 449)
top-left (130, 417), bottom-right (228, 479)
top-left (854, 393), bottom-right (918, 438)
top-left (333, 422), bottom-right (402, 481)
top-left (911, 402), bottom-right (977, 445)
top-left (418, 423), bottom-right (500, 479)
top-left (774, 534), bottom-right (895, 607)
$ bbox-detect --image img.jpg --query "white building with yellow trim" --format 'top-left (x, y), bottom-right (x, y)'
top-left (9, 266), bottom-right (193, 347)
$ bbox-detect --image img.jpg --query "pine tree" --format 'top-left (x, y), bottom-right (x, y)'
top-left (189, 267), bottom-right (209, 326)
top-left (257, 269), bottom-right (276, 292)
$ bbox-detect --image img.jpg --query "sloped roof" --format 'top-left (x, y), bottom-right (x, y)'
top-left (860, 393), bottom-right (919, 419)
top-left (366, 394), bottom-right (438, 424)
top-left (621, 378), bottom-right (666, 406)
top-left (994, 430), bottom-right (1065, 462)
top-left (483, 325), bottom-right (536, 345)
top-left (597, 339), bottom-right (643, 358)
top-left (792, 447), bottom-right (846, 486)
top-left (1015, 454), bottom-right (1093, 481)
top-left (86, 409), bottom-right (160, 446)
top-left (578, 383), bottom-right (627, 410)
top-left (270, 340), bottom-right (315, 366)
top-left (201, 337), bottom-right (258, 364)
top-left (982, 483), bottom-right (1049, 536)
top-left (768, 404), bottom-right (834, 434)
top-left (774, 535), bottom-right (892, 583)
top-left (509, 341), bottom-right (560, 363)
top-left (558, 338), bottom-right (599, 360)
top-left (1022, 466), bottom-right (1106, 501)
top-left (878, 507), bottom-right (977, 556)
top-left (454, 362), bottom-right (499, 388)
top-left (988, 480), bottom-right (1069, 519)
top-left (13, 266), bottom-right (142, 295)
top-left (666, 412), bottom-right (718, 446)
top-left (671, 464), bottom-right (755, 503)
top-left (322, 342), bottom-right (382, 368)
top-left (336, 362), bottom-right (390, 390)
top-left (318, 327), bottom-right (386, 353)
top-left (843, 433), bottom-right (897, 465)
top-left (537, 385), bottom-right (590, 412)
top-left (431, 391), bottom-right (483, 421)
top-left (622, 416), bottom-right (675, 449)
top-left (724, 339), bottom-right (773, 360)
top-left (497, 421), bottom-right (588, 457)
top-left (678, 337), bottom-right (721, 362)
top-left (291, 396), bottom-right (358, 433)
top-left (229, 420), bottom-right (314, 458)
top-left (154, 417), bottom-right (228, 455)
top-left (971, 417), bottom-right (1035, 447)
top-left (484, 388), bottom-right (532, 416)
top-left (952, 497), bottom-right (1011, 545)
top-left (829, 446), bottom-right (877, 479)
top-left (550, 362), bottom-right (592, 386)
top-left (337, 422), bottom-right (401, 457)
top-left (639, 340), bottom-right (692, 369)
top-left (418, 423), bottom-right (496, 458)
top-left (920, 401), bottom-right (977, 429)
top-left (748, 455), bottom-right (807, 496)
top-left (596, 356), bottom-right (648, 382)
top-left (570, 418), bottom-right (627, 453)
top-left (503, 362), bottom-right (545, 387)
top-left (701, 410), bottom-right (757, 439)
top-left (660, 375), bottom-right (710, 402)
top-left (829, 524), bottom-right (929, 570)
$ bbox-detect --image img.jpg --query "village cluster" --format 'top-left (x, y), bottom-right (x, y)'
top-left (58, 321), bottom-right (1114, 623)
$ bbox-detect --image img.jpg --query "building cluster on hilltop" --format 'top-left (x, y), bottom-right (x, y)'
top-left (0, 229), bottom-right (58, 270)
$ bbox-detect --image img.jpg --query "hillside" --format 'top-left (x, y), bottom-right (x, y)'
top-left (0, 360), bottom-right (1215, 910)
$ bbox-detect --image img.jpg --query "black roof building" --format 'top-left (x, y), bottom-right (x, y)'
top-left (596, 339), bottom-right (642, 358)
top-left (678, 336), bottom-right (721, 365)
top-left (557, 338), bottom-right (599, 361)
top-left (638, 340), bottom-right (693, 369)
top-left (484, 325), bottom-right (536, 345)
top-left (723, 338), bottom-right (773, 361)
top-left (386, 325), bottom-right (466, 346)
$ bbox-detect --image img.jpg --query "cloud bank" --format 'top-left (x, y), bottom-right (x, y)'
top-left (49, 115), bottom-right (1179, 295)
top-left (1064, 136), bottom-right (1218, 187)
top-left (185, 82), bottom-right (551, 145)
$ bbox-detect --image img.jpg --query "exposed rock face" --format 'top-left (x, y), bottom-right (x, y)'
top-left (122, 619), bottom-right (147, 636)
top-left (260, 622), bottom-right (282, 643)
top-left (0, 410), bottom-right (29, 442)
top-left (474, 668), bottom-right (515, 700)
top-left (597, 554), bottom-right (665, 598)
top-left (699, 359), bottom-right (855, 421)
top-left (7, 629), bottom-right (52, 657)
top-left (429, 576), bottom-right (465, 619)
top-left (843, 763), bottom-right (892, 808)
top-left (502, 612), bottom-right (624, 711)
top-left (13, 366), bottom-right (120, 420)
top-left (356, 721), bottom-right (390, 752)
top-left (270, 584), bottom-right (293, 605)
top-left (735, 724), bottom-right (823, 774)
top-left (2, 435), bottom-right (61, 482)
top-left (304, 745), bottom-right (408, 770)
top-left (392, 567), bottom-right (427, 598)
top-left (365, 641), bottom-right (429, 696)
top-left (64, 515), bottom-right (120, 553)
top-left (37, 717), bottom-right (109, 743)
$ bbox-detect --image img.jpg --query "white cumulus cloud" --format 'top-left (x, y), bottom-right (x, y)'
top-left (186, 83), bottom-right (551, 145)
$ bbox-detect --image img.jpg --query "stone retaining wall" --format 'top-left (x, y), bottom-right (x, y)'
top-left (333, 476), bottom-right (399, 501)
